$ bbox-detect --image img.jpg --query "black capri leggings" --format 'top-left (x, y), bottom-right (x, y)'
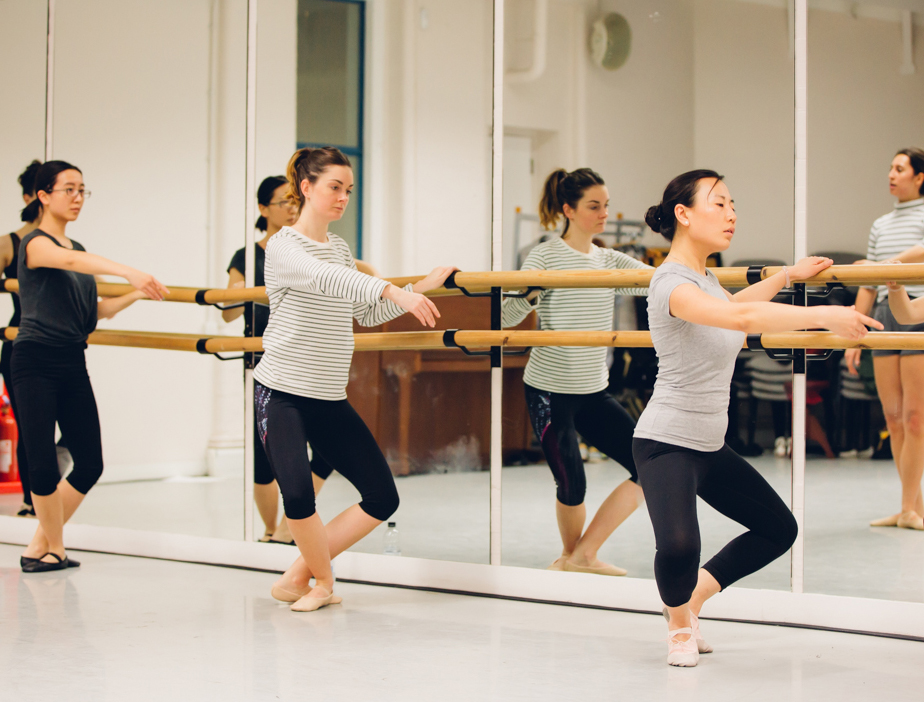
top-left (633, 438), bottom-right (798, 607)
top-left (254, 382), bottom-right (398, 521)
top-left (525, 384), bottom-right (638, 506)
top-left (11, 342), bottom-right (104, 497)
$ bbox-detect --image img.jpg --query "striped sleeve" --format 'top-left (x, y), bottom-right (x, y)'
top-left (501, 247), bottom-right (547, 328)
top-left (267, 235), bottom-right (387, 303)
top-left (352, 257), bottom-right (414, 326)
top-left (600, 248), bottom-right (651, 297)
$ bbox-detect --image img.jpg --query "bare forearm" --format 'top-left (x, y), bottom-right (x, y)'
top-left (888, 288), bottom-right (923, 324)
top-left (891, 246), bottom-right (924, 264)
top-left (222, 306), bottom-right (244, 323)
top-left (732, 271), bottom-right (787, 303)
top-left (854, 286), bottom-right (876, 316)
top-left (733, 301), bottom-right (831, 334)
top-left (98, 291), bottom-right (146, 319)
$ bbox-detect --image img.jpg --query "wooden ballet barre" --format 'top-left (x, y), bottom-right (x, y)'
top-left (5, 327), bottom-right (924, 354)
top-left (6, 264), bottom-right (924, 304)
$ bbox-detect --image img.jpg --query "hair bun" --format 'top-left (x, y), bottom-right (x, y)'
top-left (644, 204), bottom-right (663, 233)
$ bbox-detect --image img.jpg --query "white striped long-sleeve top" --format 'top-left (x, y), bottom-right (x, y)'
top-left (866, 198), bottom-right (924, 303)
top-left (253, 227), bottom-right (411, 400)
top-left (501, 237), bottom-right (651, 395)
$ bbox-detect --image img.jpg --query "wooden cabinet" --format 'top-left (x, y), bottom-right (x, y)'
top-left (346, 296), bottom-right (535, 475)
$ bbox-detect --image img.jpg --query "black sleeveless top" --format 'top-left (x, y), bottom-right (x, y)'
top-left (3, 232), bottom-right (22, 329)
top-left (15, 230), bottom-right (97, 346)
top-left (227, 244), bottom-right (268, 339)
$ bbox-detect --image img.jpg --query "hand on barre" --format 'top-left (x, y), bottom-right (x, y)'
top-left (383, 284), bottom-right (441, 328)
top-left (413, 266), bottom-right (459, 295)
top-left (125, 269), bottom-right (170, 301)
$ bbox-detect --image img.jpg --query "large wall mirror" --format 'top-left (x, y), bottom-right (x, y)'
top-left (250, 0), bottom-right (496, 563)
top-left (500, 0), bottom-right (797, 592)
top-left (40, 0), bottom-right (248, 539)
top-left (805, 3), bottom-right (924, 603)
top-left (0, 1), bottom-right (47, 516)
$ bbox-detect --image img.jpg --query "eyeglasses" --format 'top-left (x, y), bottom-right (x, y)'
top-left (268, 199), bottom-right (297, 209)
top-left (51, 187), bottom-right (91, 200)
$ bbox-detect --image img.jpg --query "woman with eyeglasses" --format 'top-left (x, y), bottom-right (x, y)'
top-left (13, 160), bottom-right (169, 572)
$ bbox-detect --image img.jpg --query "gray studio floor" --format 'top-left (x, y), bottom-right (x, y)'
top-left (1, 455), bottom-right (922, 602)
top-left (0, 544), bottom-right (921, 702)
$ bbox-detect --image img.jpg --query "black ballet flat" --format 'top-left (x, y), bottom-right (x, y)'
top-left (16, 504), bottom-right (36, 517)
top-left (20, 553), bottom-right (69, 573)
top-left (66, 557), bottom-right (80, 568)
top-left (268, 538), bottom-right (296, 546)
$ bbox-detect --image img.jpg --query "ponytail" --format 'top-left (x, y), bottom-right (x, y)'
top-left (21, 199), bottom-right (41, 223)
top-left (285, 146), bottom-right (352, 214)
top-left (18, 159), bottom-right (43, 223)
top-left (538, 167), bottom-right (605, 236)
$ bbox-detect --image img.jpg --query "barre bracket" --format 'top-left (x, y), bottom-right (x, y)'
top-left (195, 338), bottom-right (245, 362)
top-left (442, 329), bottom-right (531, 359)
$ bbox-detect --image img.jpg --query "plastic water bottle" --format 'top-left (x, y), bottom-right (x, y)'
top-left (383, 521), bottom-right (401, 555)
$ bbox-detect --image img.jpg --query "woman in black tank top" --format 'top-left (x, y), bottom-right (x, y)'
top-left (0, 160), bottom-right (41, 516)
top-left (13, 160), bottom-right (169, 573)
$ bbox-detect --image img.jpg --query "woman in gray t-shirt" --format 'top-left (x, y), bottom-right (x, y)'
top-left (634, 170), bottom-right (880, 667)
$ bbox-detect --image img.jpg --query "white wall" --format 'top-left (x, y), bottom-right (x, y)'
top-left (365, 0), bottom-right (494, 277)
top-left (693, 0), bottom-right (796, 265)
top-left (807, 9), bottom-right (924, 257)
top-left (0, 0), bottom-right (47, 329)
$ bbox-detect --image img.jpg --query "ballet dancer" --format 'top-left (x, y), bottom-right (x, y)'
top-left (845, 148), bottom-right (924, 531)
top-left (634, 169), bottom-right (882, 666)
top-left (13, 160), bottom-right (168, 572)
top-left (253, 146), bottom-right (455, 611)
top-left (502, 167), bottom-right (650, 576)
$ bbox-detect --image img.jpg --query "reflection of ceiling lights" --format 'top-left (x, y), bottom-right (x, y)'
top-left (590, 13), bottom-right (631, 71)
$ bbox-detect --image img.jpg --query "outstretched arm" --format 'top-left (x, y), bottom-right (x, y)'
top-left (98, 290), bottom-right (147, 320)
top-left (670, 283), bottom-right (881, 339)
top-left (25, 235), bottom-right (168, 300)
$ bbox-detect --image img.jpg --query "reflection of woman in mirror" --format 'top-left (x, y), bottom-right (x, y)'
top-left (255, 146), bottom-right (455, 612)
top-left (635, 170), bottom-right (880, 667)
top-left (1, 160), bottom-right (41, 518)
top-left (224, 175), bottom-right (316, 545)
top-left (13, 160), bottom-right (169, 573)
top-left (847, 148), bottom-right (924, 532)
top-left (502, 167), bottom-right (650, 576)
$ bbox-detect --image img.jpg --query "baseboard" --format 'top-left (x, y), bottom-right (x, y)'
top-left (96, 460), bottom-right (206, 485)
top-left (1, 515), bottom-right (921, 640)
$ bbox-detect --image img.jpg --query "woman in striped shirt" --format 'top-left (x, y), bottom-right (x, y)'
top-left (848, 148), bottom-right (924, 531)
top-left (502, 168), bottom-right (651, 576)
top-left (257, 147), bottom-right (455, 611)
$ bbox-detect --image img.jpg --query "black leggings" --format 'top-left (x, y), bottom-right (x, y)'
top-left (11, 342), bottom-right (103, 497)
top-left (633, 438), bottom-right (797, 607)
top-left (253, 419), bottom-right (333, 485)
top-left (1, 341), bottom-right (32, 503)
top-left (254, 382), bottom-right (398, 521)
top-left (525, 384), bottom-right (638, 506)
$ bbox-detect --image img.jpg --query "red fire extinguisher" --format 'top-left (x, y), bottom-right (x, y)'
top-left (0, 397), bottom-right (19, 483)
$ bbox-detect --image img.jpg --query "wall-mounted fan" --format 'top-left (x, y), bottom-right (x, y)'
top-left (590, 12), bottom-right (631, 71)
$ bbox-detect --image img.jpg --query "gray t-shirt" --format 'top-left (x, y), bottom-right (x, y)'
top-left (14, 230), bottom-right (98, 347)
top-left (634, 262), bottom-right (745, 452)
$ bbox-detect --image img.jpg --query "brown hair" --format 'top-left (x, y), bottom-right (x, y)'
top-left (896, 148), bottom-right (924, 196)
top-left (285, 146), bottom-right (352, 213)
top-left (539, 167), bottom-right (605, 235)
